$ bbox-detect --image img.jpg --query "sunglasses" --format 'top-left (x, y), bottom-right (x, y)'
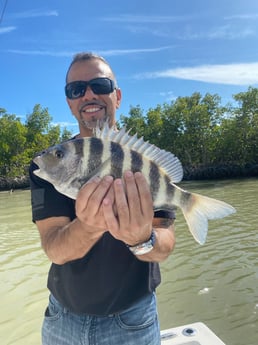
top-left (65, 77), bottom-right (116, 99)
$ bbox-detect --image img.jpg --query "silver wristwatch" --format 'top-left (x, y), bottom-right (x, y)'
top-left (127, 230), bottom-right (156, 255)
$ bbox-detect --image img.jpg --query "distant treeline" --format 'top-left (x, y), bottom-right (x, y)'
top-left (120, 87), bottom-right (258, 179)
top-left (0, 104), bottom-right (72, 178)
top-left (0, 87), bottom-right (257, 183)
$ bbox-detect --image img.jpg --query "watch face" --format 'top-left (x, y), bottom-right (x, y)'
top-left (130, 242), bottom-right (153, 255)
top-left (128, 230), bottom-right (156, 255)
top-left (134, 246), bottom-right (153, 255)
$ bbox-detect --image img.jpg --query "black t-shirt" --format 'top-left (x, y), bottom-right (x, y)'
top-left (29, 161), bottom-right (175, 316)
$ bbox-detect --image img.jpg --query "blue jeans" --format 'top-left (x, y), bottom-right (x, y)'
top-left (42, 293), bottom-right (161, 345)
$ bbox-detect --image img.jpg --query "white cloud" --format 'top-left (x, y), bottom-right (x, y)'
top-left (159, 91), bottom-right (177, 102)
top-left (135, 63), bottom-right (258, 86)
top-left (52, 121), bottom-right (78, 128)
top-left (178, 24), bottom-right (255, 40)
top-left (6, 46), bottom-right (172, 57)
top-left (98, 46), bottom-right (172, 56)
top-left (5, 49), bottom-right (73, 57)
top-left (101, 14), bottom-right (189, 23)
top-left (10, 9), bottom-right (58, 19)
top-left (0, 26), bottom-right (16, 34)
top-left (224, 13), bottom-right (258, 20)
top-left (206, 25), bottom-right (255, 40)
top-left (125, 25), bottom-right (170, 38)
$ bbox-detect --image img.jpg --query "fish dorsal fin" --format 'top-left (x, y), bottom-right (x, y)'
top-left (94, 122), bottom-right (183, 183)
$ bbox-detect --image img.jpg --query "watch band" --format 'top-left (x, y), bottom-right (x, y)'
top-left (127, 229), bottom-right (156, 255)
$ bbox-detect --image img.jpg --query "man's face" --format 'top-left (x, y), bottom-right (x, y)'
top-left (66, 59), bottom-right (122, 136)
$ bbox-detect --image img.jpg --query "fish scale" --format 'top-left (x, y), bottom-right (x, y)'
top-left (33, 122), bottom-right (236, 245)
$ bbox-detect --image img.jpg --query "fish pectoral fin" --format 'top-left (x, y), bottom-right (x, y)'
top-left (181, 192), bottom-right (236, 245)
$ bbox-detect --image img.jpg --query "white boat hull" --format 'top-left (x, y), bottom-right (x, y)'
top-left (161, 322), bottom-right (226, 345)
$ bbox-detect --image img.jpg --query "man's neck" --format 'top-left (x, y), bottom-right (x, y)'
top-left (77, 126), bottom-right (94, 138)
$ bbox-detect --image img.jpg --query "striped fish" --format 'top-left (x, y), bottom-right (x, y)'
top-left (33, 123), bottom-right (236, 244)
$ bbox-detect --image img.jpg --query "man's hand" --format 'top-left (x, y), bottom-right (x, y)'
top-left (102, 171), bottom-right (154, 246)
top-left (76, 175), bottom-right (115, 233)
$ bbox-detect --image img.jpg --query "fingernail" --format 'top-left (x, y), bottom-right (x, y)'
top-left (87, 176), bottom-right (101, 183)
top-left (134, 171), bottom-right (142, 178)
top-left (114, 178), bottom-right (122, 185)
top-left (124, 170), bottom-right (133, 178)
top-left (104, 175), bottom-right (113, 183)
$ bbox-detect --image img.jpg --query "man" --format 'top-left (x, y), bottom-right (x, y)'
top-left (30, 52), bottom-right (176, 345)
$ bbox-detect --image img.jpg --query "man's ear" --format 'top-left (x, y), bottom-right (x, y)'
top-left (115, 88), bottom-right (122, 109)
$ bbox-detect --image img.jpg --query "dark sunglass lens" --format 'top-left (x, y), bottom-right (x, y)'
top-left (90, 78), bottom-right (114, 94)
top-left (65, 78), bottom-right (115, 98)
top-left (65, 82), bottom-right (86, 99)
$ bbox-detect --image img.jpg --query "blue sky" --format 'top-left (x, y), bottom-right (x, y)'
top-left (1, 0), bottom-right (258, 134)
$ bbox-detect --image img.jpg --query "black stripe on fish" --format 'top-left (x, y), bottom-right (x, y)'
top-left (149, 161), bottom-right (160, 201)
top-left (130, 150), bottom-right (143, 173)
top-left (88, 137), bottom-right (104, 174)
top-left (165, 175), bottom-right (175, 202)
top-left (110, 142), bottom-right (124, 178)
top-left (70, 139), bottom-right (89, 188)
top-left (73, 138), bottom-right (84, 156)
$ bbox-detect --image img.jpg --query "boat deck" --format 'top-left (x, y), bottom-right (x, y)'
top-left (161, 322), bottom-right (226, 345)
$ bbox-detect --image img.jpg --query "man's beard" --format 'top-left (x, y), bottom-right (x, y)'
top-left (78, 101), bottom-right (109, 130)
top-left (79, 114), bottom-right (109, 130)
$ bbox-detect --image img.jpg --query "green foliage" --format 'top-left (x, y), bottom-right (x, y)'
top-left (231, 87), bottom-right (258, 164)
top-left (0, 105), bottom-right (72, 177)
top-left (120, 105), bottom-right (146, 137)
top-left (119, 88), bottom-right (258, 169)
top-left (0, 112), bottom-right (27, 176)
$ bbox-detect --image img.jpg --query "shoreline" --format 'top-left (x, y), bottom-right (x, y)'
top-left (0, 163), bottom-right (257, 192)
top-left (0, 176), bottom-right (30, 192)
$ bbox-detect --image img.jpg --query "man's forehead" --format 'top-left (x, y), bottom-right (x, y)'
top-left (68, 59), bottom-right (113, 80)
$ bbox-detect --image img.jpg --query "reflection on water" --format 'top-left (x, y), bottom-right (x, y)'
top-left (0, 179), bottom-right (257, 345)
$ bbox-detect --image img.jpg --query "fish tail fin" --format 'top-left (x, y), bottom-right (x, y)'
top-left (180, 191), bottom-right (236, 245)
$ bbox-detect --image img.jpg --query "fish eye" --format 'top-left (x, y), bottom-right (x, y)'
top-left (55, 149), bottom-right (64, 159)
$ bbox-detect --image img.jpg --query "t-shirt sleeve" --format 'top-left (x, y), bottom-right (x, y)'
top-left (29, 161), bottom-right (76, 222)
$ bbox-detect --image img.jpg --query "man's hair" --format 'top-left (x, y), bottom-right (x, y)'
top-left (65, 52), bottom-right (117, 86)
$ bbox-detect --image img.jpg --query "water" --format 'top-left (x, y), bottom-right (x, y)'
top-left (0, 179), bottom-right (257, 345)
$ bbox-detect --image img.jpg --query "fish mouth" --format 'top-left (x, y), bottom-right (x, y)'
top-left (33, 168), bottom-right (40, 176)
top-left (33, 156), bottom-right (41, 166)
top-left (32, 157), bottom-right (41, 175)
top-left (33, 156), bottom-right (45, 172)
